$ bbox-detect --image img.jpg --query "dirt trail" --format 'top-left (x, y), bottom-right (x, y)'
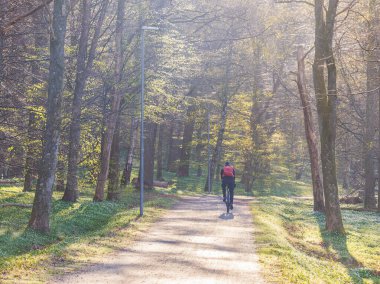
top-left (52, 195), bottom-right (265, 284)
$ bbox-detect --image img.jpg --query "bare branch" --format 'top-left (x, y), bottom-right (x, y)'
top-left (2, 0), bottom-right (54, 33)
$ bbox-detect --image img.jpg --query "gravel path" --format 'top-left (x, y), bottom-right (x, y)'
top-left (52, 195), bottom-right (265, 284)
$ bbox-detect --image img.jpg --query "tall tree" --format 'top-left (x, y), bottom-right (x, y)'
top-left (156, 123), bottom-right (164, 180)
top-left (107, 118), bottom-right (121, 200)
top-left (166, 123), bottom-right (180, 172)
top-left (177, 96), bottom-right (196, 177)
top-left (0, 1), bottom-right (4, 90)
top-left (143, 121), bottom-right (158, 189)
top-left (29, 0), bottom-right (69, 233)
top-left (94, 0), bottom-right (126, 201)
top-left (63, 0), bottom-right (108, 202)
top-left (313, 0), bottom-right (344, 233)
top-left (363, 0), bottom-right (378, 210)
top-left (122, 117), bottom-right (138, 185)
top-left (23, 7), bottom-right (47, 192)
top-left (204, 45), bottom-right (233, 192)
top-left (296, 45), bottom-right (325, 212)
top-left (204, 94), bottom-right (228, 192)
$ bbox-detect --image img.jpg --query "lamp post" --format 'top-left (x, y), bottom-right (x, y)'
top-left (140, 26), bottom-right (159, 217)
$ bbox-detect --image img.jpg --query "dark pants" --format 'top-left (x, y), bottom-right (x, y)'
top-left (222, 177), bottom-right (235, 204)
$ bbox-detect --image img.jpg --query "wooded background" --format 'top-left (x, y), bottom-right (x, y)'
top-left (0, 0), bottom-right (378, 233)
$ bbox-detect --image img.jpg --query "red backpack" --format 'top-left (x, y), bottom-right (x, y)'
top-left (223, 166), bottom-right (234, 177)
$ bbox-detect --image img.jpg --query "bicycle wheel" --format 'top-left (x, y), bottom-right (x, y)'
top-left (226, 187), bottom-right (230, 213)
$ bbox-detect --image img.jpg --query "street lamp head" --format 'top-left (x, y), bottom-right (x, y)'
top-left (142, 26), bottom-right (159, 31)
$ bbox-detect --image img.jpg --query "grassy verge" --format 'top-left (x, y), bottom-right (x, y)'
top-left (0, 184), bottom-right (177, 283)
top-left (161, 168), bottom-right (252, 197)
top-left (252, 179), bottom-right (380, 284)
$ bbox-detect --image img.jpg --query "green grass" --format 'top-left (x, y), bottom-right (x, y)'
top-left (2, 167), bottom-right (378, 284)
top-left (161, 167), bottom-right (252, 197)
top-left (252, 178), bottom-right (380, 284)
top-left (0, 183), bottom-right (177, 282)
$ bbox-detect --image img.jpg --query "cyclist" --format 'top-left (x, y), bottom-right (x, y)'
top-left (221, 161), bottom-right (235, 210)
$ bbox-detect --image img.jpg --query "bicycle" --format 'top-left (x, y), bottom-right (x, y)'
top-left (225, 184), bottom-right (232, 214)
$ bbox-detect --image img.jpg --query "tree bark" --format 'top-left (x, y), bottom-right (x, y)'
top-left (156, 124), bottom-right (164, 180)
top-left (0, 0), bottom-right (5, 102)
top-left (122, 117), bottom-right (138, 185)
top-left (64, 0), bottom-right (108, 202)
top-left (143, 121), bottom-right (158, 189)
top-left (296, 45), bottom-right (325, 212)
top-left (55, 158), bottom-right (65, 191)
top-left (29, 0), bottom-right (69, 233)
top-left (0, 33), bottom-right (3, 89)
top-left (177, 105), bottom-right (196, 177)
top-left (241, 155), bottom-right (253, 193)
top-left (23, 111), bottom-right (37, 192)
top-left (107, 117), bottom-right (121, 200)
top-left (363, 0), bottom-right (378, 210)
top-left (313, 0), bottom-right (344, 233)
top-left (194, 126), bottom-right (204, 177)
top-left (94, 0), bottom-right (126, 201)
top-left (167, 123), bottom-right (180, 172)
top-left (376, 0), bottom-right (380, 212)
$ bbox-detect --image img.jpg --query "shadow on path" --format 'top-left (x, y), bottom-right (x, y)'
top-left (219, 213), bottom-right (234, 220)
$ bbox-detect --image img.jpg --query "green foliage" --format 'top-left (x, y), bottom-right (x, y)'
top-left (161, 169), bottom-right (206, 195)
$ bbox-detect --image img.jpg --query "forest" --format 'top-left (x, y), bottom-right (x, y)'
top-left (0, 0), bottom-right (379, 283)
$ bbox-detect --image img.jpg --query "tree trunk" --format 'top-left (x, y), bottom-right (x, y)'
top-left (377, 1), bottom-right (380, 212)
top-left (122, 117), bottom-right (138, 185)
top-left (94, 0), bottom-right (126, 202)
top-left (29, 0), bottom-right (69, 233)
top-left (24, 8), bottom-right (47, 192)
top-left (0, 33), bottom-right (3, 84)
top-left (363, 0), bottom-right (378, 210)
top-left (177, 105), bottom-right (196, 177)
top-left (204, 47), bottom-right (232, 192)
top-left (143, 121), bottom-right (158, 189)
top-left (64, 0), bottom-right (91, 201)
top-left (241, 155), bottom-right (253, 193)
top-left (205, 98), bottom-right (228, 192)
top-left (55, 158), bottom-right (65, 191)
top-left (156, 124), bottom-right (164, 180)
top-left (64, 0), bottom-right (108, 202)
top-left (313, 0), bottom-right (344, 233)
top-left (167, 123), bottom-right (180, 172)
top-left (296, 45), bottom-right (325, 212)
top-left (215, 162), bottom-right (221, 182)
top-left (342, 159), bottom-right (350, 195)
top-left (0, 0), bottom-right (4, 87)
top-left (245, 47), bottom-right (268, 190)
top-left (23, 111), bottom-right (37, 192)
top-left (194, 126), bottom-right (204, 177)
top-left (107, 118), bottom-right (121, 200)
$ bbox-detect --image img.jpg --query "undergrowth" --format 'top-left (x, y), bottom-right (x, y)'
top-left (0, 184), bottom-right (176, 282)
